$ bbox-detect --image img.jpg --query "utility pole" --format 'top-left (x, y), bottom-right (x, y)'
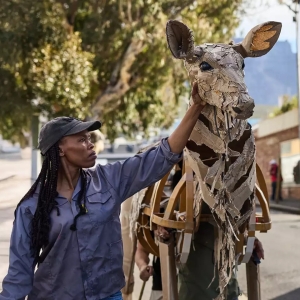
top-left (294, 1), bottom-right (300, 138)
top-left (281, 1), bottom-right (300, 135)
top-left (284, 1), bottom-right (300, 136)
top-left (31, 113), bottom-right (41, 182)
top-left (293, 0), bottom-right (300, 194)
top-left (279, 1), bottom-right (300, 192)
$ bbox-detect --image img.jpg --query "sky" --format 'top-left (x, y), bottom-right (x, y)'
top-left (235, 0), bottom-right (297, 52)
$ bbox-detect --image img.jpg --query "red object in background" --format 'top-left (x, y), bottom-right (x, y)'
top-left (270, 164), bottom-right (278, 183)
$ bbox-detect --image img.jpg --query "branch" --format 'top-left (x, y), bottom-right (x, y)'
top-left (68, 0), bottom-right (79, 26)
top-left (127, 0), bottom-right (133, 24)
top-left (92, 39), bottom-right (144, 113)
top-left (279, 0), bottom-right (298, 14)
top-left (57, 0), bottom-right (80, 33)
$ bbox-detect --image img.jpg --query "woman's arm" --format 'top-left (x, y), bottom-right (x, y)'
top-left (0, 205), bottom-right (35, 300)
top-left (167, 83), bottom-right (205, 153)
top-left (98, 83), bottom-right (205, 200)
top-left (100, 138), bottom-right (181, 200)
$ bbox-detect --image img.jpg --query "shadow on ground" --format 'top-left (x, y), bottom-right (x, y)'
top-left (271, 287), bottom-right (300, 300)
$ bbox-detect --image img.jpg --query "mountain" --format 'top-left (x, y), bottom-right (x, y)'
top-left (234, 38), bottom-right (297, 105)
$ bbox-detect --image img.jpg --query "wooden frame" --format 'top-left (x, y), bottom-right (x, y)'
top-left (135, 159), bottom-right (270, 300)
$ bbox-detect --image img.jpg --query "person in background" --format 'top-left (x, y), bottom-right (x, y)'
top-left (293, 160), bottom-right (300, 184)
top-left (269, 159), bottom-right (282, 201)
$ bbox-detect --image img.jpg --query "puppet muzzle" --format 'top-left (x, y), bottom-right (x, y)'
top-left (233, 95), bottom-right (255, 120)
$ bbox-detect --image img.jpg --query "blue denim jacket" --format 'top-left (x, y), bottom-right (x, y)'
top-left (0, 139), bottom-right (182, 300)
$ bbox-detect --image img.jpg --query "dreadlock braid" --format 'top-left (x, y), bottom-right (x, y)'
top-left (16, 143), bottom-right (60, 264)
top-left (16, 141), bottom-right (90, 264)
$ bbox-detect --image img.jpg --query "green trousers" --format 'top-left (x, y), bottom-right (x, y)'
top-left (178, 222), bottom-right (240, 300)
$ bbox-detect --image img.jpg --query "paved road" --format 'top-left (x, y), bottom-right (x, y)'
top-left (237, 209), bottom-right (300, 300)
top-left (0, 154), bottom-right (299, 299)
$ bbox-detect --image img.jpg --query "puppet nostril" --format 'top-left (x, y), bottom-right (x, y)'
top-left (233, 107), bottom-right (242, 114)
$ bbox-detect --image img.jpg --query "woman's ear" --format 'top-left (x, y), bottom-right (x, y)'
top-left (59, 147), bottom-right (65, 157)
top-left (58, 138), bottom-right (66, 157)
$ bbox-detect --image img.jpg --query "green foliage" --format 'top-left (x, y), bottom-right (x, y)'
top-left (0, 0), bottom-right (95, 145)
top-left (0, 0), bottom-right (247, 144)
top-left (269, 95), bottom-right (298, 118)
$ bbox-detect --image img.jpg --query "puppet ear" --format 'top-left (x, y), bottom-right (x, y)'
top-left (232, 21), bottom-right (282, 58)
top-left (166, 20), bottom-right (195, 60)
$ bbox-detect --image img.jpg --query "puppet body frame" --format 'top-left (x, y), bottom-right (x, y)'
top-left (121, 19), bottom-right (281, 300)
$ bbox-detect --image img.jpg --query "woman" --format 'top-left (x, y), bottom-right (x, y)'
top-left (0, 84), bottom-right (205, 300)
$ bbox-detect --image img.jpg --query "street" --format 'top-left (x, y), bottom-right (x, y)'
top-left (237, 210), bottom-right (300, 300)
top-left (0, 154), bottom-right (300, 299)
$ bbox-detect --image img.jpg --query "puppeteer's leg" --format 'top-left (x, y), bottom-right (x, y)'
top-left (178, 223), bottom-right (219, 300)
top-left (178, 222), bottom-right (240, 300)
top-left (121, 198), bottom-right (136, 300)
top-left (271, 182), bottom-right (276, 200)
top-left (226, 274), bottom-right (240, 300)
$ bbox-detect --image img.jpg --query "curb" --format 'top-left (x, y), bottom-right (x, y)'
top-left (256, 201), bottom-right (300, 215)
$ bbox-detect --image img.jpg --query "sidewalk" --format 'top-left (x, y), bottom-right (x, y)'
top-left (0, 148), bottom-right (31, 181)
top-left (0, 154), bottom-right (32, 290)
top-left (256, 198), bottom-right (300, 214)
top-left (0, 153), bottom-right (249, 299)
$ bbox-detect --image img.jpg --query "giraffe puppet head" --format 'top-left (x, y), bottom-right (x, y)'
top-left (166, 20), bottom-right (282, 120)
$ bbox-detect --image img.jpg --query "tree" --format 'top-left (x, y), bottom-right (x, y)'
top-left (269, 95), bottom-right (298, 117)
top-left (0, 0), bottom-right (248, 144)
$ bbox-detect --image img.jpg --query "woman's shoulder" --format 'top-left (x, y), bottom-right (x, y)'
top-left (86, 164), bottom-right (113, 192)
top-left (16, 196), bottom-right (37, 217)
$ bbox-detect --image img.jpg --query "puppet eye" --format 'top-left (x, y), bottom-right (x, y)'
top-left (242, 61), bottom-right (245, 69)
top-left (200, 61), bottom-right (213, 71)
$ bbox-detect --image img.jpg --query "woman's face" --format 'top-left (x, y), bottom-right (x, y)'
top-left (59, 130), bottom-right (97, 168)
